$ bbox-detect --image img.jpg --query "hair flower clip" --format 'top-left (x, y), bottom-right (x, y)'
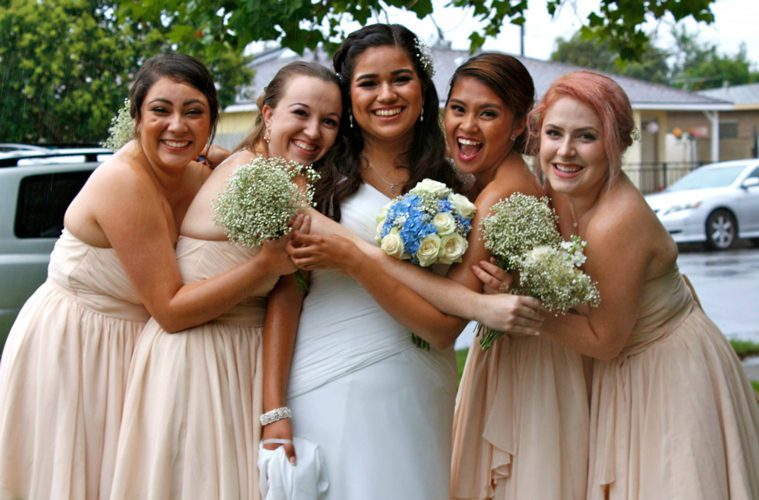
top-left (414, 38), bottom-right (435, 78)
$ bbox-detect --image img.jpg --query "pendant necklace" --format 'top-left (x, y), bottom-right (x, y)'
top-left (362, 155), bottom-right (407, 195)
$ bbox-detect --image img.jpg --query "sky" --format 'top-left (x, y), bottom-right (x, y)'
top-left (340, 0), bottom-right (759, 66)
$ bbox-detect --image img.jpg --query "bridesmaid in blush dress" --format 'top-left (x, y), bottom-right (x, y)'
top-left (109, 61), bottom-right (343, 500)
top-left (521, 70), bottom-right (759, 500)
top-left (0, 53), bottom-right (277, 500)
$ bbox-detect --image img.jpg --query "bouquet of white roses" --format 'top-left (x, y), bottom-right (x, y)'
top-left (376, 178), bottom-right (476, 267)
top-left (479, 193), bottom-right (600, 350)
top-left (101, 98), bottom-right (133, 151)
top-left (213, 156), bottom-right (319, 247)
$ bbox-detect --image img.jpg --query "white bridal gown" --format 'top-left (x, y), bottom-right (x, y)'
top-left (288, 183), bottom-right (458, 500)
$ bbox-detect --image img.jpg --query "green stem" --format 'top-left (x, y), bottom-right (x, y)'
top-left (479, 328), bottom-right (503, 351)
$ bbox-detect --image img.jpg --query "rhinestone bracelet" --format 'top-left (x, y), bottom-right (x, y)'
top-left (259, 406), bottom-right (293, 427)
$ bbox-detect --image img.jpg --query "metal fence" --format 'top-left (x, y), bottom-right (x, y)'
top-left (623, 161), bottom-right (704, 194)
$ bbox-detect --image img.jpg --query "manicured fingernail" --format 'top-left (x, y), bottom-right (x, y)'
top-left (289, 456), bottom-right (297, 466)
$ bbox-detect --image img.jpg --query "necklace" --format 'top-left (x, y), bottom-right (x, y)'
top-left (362, 155), bottom-right (407, 195)
top-left (569, 203), bottom-right (579, 230)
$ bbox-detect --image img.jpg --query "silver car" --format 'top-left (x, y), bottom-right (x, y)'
top-left (644, 159), bottom-right (759, 250)
top-left (0, 149), bottom-right (110, 352)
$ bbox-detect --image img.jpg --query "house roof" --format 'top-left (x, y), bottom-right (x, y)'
top-left (230, 46), bottom-right (730, 113)
top-left (699, 83), bottom-right (759, 109)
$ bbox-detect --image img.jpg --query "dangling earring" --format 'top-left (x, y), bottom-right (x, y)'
top-left (348, 111), bottom-right (354, 129)
top-left (264, 127), bottom-right (271, 144)
top-left (420, 107), bottom-right (424, 122)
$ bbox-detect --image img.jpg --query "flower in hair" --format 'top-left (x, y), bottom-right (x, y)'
top-left (414, 38), bottom-right (435, 78)
top-left (101, 98), bottom-right (133, 151)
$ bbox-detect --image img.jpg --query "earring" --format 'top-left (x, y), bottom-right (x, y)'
top-left (510, 134), bottom-right (516, 142)
top-left (349, 112), bottom-right (354, 129)
top-left (420, 107), bottom-right (424, 122)
top-left (264, 127), bottom-right (271, 144)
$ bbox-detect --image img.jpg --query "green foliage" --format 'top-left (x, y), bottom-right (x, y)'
top-left (455, 348), bottom-right (469, 384)
top-left (669, 26), bottom-right (759, 90)
top-left (730, 339), bottom-right (759, 360)
top-left (0, 0), bottom-right (250, 144)
top-left (551, 31), bottom-right (670, 84)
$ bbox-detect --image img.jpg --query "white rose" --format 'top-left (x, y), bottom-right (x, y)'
top-left (437, 233), bottom-right (468, 264)
top-left (432, 211), bottom-right (456, 236)
top-left (380, 229), bottom-right (405, 259)
top-left (415, 233), bottom-right (442, 267)
top-left (449, 193), bottom-right (476, 218)
top-left (410, 178), bottom-right (449, 198)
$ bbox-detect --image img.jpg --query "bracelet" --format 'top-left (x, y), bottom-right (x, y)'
top-left (259, 406), bottom-right (292, 427)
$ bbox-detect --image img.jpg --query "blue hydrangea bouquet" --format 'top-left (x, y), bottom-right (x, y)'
top-left (376, 179), bottom-right (476, 267)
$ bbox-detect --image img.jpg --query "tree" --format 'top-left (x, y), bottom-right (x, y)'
top-left (551, 31), bottom-right (670, 84)
top-left (0, 0), bottom-right (250, 144)
top-left (669, 26), bottom-right (759, 90)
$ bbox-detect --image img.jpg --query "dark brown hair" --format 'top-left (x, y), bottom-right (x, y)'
top-left (447, 52), bottom-right (535, 153)
top-left (129, 53), bottom-right (219, 143)
top-left (313, 23), bottom-right (460, 220)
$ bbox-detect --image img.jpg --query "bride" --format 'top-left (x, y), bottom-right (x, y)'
top-left (262, 24), bottom-right (541, 499)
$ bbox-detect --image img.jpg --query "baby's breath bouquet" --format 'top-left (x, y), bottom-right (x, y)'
top-left (101, 98), bottom-right (133, 151)
top-left (213, 156), bottom-right (319, 247)
top-left (376, 179), bottom-right (476, 267)
top-left (479, 193), bottom-right (600, 350)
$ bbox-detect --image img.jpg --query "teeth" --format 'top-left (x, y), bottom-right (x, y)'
top-left (555, 163), bottom-right (581, 173)
top-left (164, 140), bottom-right (190, 148)
top-left (458, 138), bottom-right (481, 146)
top-left (374, 108), bottom-right (402, 117)
top-left (293, 140), bottom-right (316, 151)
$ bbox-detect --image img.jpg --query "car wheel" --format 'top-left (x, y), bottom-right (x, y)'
top-left (705, 209), bottom-right (737, 250)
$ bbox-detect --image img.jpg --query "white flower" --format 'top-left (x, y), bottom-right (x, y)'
top-left (432, 211), bottom-right (456, 236)
top-left (416, 233), bottom-right (442, 267)
top-left (437, 233), bottom-right (468, 264)
top-left (380, 229), bottom-right (405, 259)
top-left (449, 193), bottom-right (476, 218)
top-left (410, 178), bottom-right (449, 198)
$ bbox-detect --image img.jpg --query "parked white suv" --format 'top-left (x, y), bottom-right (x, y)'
top-left (0, 148), bottom-right (111, 353)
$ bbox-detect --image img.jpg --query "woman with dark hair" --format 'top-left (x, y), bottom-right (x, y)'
top-left (447, 54), bottom-right (590, 500)
top-left (263, 23), bottom-right (544, 498)
top-left (108, 61), bottom-right (343, 500)
top-left (481, 70), bottom-right (759, 499)
top-left (0, 53), bottom-right (296, 500)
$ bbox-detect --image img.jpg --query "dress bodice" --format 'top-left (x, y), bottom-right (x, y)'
top-left (48, 229), bottom-right (149, 322)
top-left (619, 265), bottom-right (695, 357)
top-left (289, 183), bottom-right (455, 398)
top-left (175, 236), bottom-right (277, 325)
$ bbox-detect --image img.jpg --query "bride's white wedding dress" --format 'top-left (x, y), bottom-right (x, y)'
top-left (288, 183), bottom-right (457, 499)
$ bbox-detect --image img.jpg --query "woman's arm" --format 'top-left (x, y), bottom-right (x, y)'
top-left (261, 274), bottom-right (305, 463)
top-left (289, 231), bottom-right (467, 349)
top-left (80, 157), bottom-right (298, 333)
top-left (537, 199), bottom-right (660, 360)
top-left (304, 189), bottom-right (544, 334)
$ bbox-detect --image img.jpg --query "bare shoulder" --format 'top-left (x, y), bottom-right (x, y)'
top-left (478, 161), bottom-right (543, 209)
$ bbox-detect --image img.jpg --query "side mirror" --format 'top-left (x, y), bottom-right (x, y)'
top-left (740, 177), bottom-right (759, 189)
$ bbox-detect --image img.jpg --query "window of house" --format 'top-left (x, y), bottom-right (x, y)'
top-left (719, 121), bottom-right (738, 139)
top-left (14, 171), bottom-right (92, 238)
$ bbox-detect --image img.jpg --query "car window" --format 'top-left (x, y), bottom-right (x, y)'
top-left (746, 167), bottom-right (759, 180)
top-left (668, 165), bottom-right (746, 191)
top-left (15, 171), bottom-right (93, 238)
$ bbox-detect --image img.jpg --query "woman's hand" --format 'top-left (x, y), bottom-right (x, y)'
top-left (476, 292), bottom-right (544, 336)
top-left (261, 418), bottom-right (296, 465)
top-left (472, 258), bottom-right (513, 294)
top-left (287, 232), bottom-right (363, 273)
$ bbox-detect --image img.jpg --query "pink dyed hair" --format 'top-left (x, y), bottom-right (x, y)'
top-left (529, 70), bottom-right (635, 176)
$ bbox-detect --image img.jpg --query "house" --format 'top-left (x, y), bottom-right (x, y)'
top-left (216, 45), bottom-right (731, 194)
top-left (698, 83), bottom-right (759, 159)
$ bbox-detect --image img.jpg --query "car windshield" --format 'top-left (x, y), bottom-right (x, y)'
top-left (667, 165), bottom-right (745, 191)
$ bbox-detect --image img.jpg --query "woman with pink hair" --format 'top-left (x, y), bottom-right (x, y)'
top-left (518, 70), bottom-right (759, 499)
